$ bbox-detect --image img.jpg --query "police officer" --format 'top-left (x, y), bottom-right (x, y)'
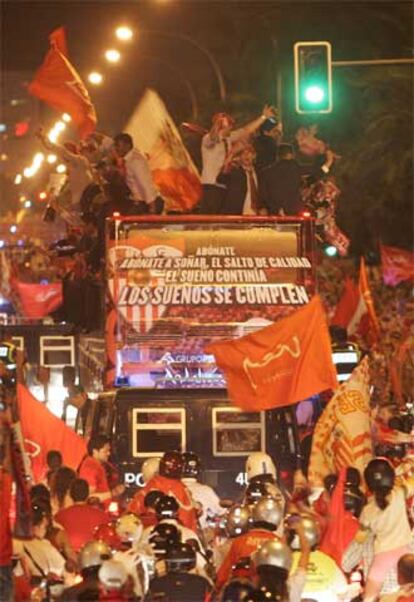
top-left (146, 542), bottom-right (211, 601)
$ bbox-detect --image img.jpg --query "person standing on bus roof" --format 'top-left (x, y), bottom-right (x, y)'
top-left (127, 451), bottom-right (197, 531)
top-left (78, 435), bottom-right (125, 503)
top-left (198, 105), bottom-right (275, 214)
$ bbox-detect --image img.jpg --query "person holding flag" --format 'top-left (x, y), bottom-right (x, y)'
top-left (28, 27), bottom-right (97, 139)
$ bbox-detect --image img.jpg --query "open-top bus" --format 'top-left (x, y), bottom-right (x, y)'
top-left (77, 215), bottom-right (317, 497)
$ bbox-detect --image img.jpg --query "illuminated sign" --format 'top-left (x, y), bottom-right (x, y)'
top-left (106, 218), bottom-right (315, 389)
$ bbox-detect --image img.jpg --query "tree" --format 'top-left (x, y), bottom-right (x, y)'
top-left (335, 65), bottom-right (413, 254)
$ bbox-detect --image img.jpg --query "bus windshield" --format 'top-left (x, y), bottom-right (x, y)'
top-left (105, 215), bottom-right (315, 389)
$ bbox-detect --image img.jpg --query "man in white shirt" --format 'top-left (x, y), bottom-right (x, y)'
top-left (37, 130), bottom-right (94, 209)
top-left (199, 105), bottom-right (275, 214)
top-left (114, 132), bottom-right (163, 214)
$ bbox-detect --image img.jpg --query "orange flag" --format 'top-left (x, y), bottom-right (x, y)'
top-left (206, 295), bottom-right (338, 411)
top-left (28, 28), bottom-right (97, 139)
top-left (17, 384), bottom-right (87, 482)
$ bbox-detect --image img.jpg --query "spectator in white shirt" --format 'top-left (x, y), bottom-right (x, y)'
top-left (198, 105), bottom-right (275, 214)
top-left (113, 133), bottom-right (163, 214)
top-left (37, 129), bottom-right (94, 210)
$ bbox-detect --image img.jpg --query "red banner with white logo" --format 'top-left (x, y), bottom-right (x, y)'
top-left (14, 281), bottom-right (63, 318)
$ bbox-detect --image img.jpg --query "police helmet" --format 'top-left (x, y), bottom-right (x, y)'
top-left (159, 451), bottom-right (183, 479)
top-left (364, 458), bottom-right (395, 492)
top-left (253, 539), bottom-right (292, 572)
top-left (246, 453), bottom-right (277, 482)
top-left (285, 515), bottom-right (321, 551)
top-left (165, 542), bottom-right (196, 572)
top-left (142, 457), bottom-right (161, 484)
top-left (155, 495), bottom-right (180, 520)
top-left (220, 579), bottom-right (256, 602)
top-left (79, 540), bottom-right (112, 570)
top-left (252, 497), bottom-right (283, 530)
top-left (225, 505), bottom-right (251, 538)
top-left (115, 513), bottom-right (143, 544)
top-left (181, 452), bottom-right (201, 478)
top-left (98, 559), bottom-right (128, 591)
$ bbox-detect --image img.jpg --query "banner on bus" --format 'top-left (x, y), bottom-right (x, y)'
top-left (106, 219), bottom-right (315, 389)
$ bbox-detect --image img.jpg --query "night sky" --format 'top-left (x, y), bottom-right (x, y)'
top-left (2, 0), bottom-right (412, 133)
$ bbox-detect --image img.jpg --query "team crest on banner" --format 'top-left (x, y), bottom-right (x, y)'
top-left (108, 236), bottom-right (185, 334)
top-left (308, 356), bottom-right (373, 486)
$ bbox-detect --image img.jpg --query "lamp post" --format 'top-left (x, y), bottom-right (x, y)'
top-left (140, 54), bottom-right (199, 120)
top-left (139, 29), bottom-right (227, 103)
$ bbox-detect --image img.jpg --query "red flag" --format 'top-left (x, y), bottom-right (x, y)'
top-left (319, 468), bottom-right (360, 564)
top-left (206, 295), bottom-right (338, 411)
top-left (28, 28), bottom-right (96, 139)
top-left (49, 26), bottom-right (68, 57)
top-left (331, 276), bottom-right (359, 329)
top-left (332, 259), bottom-right (380, 345)
top-left (13, 281), bottom-right (62, 319)
top-left (17, 384), bottom-right (87, 482)
top-left (380, 244), bottom-right (414, 287)
top-left (356, 258), bottom-right (380, 344)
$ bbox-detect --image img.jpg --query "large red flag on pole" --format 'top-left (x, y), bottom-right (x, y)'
top-left (319, 468), bottom-right (360, 564)
top-left (206, 295), bottom-right (338, 411)
top-left (17, 384), bottom-right (87, 482)
top-left (380, 244), bottom-right (414, 287)
top-left (28, 28), bottom-right (97, 139)
top-left (332, 258), bottom-right (380, 346)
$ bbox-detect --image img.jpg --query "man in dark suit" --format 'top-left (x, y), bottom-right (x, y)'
top-left (261, 144), bottom-right (335, 216)
top-left (219, 143), bottom-right (266, 215)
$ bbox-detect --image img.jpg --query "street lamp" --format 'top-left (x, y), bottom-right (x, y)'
top-left (140, 54), bottom-right (199, 120)
top-left (88, 71), bottom-right (104, 85)
top-left (105, 49), bottom-right (121, 63)
top-left (115, 26), bottom-right (133, 41)
top-left (139, 30), bottom-right (226, 102)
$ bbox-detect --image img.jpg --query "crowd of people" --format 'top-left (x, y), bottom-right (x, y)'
top-left (4, 437), bottom-right (414, 601)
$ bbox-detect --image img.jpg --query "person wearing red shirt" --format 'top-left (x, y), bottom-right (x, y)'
top-left (78, 435), bottom-right (124, 502)
top-left (127, 451), bottom-right (197, 531)
top-left (216, 497), bottom-right (283, 592)
top-left (55, 478), bottom-right (109, 552)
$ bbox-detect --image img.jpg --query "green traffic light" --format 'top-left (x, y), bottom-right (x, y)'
top-left (304, 85), bottom-right (325, 104)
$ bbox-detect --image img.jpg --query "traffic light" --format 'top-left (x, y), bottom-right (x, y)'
top-left (294, 41), bottom-right (332, 114)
